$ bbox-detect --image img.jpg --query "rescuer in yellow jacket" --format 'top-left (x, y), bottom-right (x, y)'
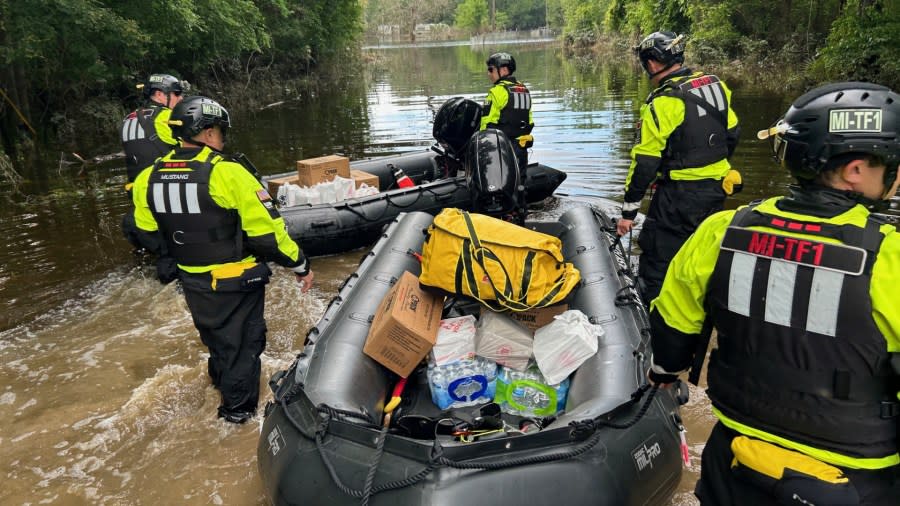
top-left (130, 95), bottom-right (315, 424)
top-left (648, 82), bottom-right (900, 505)
top-left (121, 74), bottom-right (185, 183)
top-left (481, 52), bottom-right (534, 171)
top-left (121, 74), bottom-right (185, 253)
top-left (617, 32), bottom-right (741, 305)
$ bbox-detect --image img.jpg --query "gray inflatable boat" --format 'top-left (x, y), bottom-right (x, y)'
top-left (267, 149), bottom-right (566, 257)
top-left (258, 201), bottom-right (686, 505)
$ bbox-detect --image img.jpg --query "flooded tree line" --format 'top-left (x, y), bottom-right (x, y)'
top-left (1, 0), bottom-right (897, 166)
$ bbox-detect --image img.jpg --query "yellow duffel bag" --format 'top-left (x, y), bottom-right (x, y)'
top-left (420, 208), bottom-right (581, 311)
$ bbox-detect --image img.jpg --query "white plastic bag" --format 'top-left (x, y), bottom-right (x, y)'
top-left (276, 183), bottom-right (290, 206)
top-left (533, 309), bottom-right (601, 384)
top-left (316, 180), bottom-right (337, 203)
top-left (332, 175), bottom-right (356, 201)
top-left (278, 183), bottom-right (310, 207)
top-left (311, 176), bottom-right (356, 204)
top-left (354, 183), bottom-right (379, 197)
top-left (300, 185), bottom-right (320, 205)
top-left (475, 311), bottom-right (533, 371)
top-left (430, 315), bottom-right (477, 366)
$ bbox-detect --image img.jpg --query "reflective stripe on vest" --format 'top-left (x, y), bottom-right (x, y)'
top-left (148, 151), bottom-right (243, 267)
top-left (719, 226), bottom-right (868, 336)
top-left (151, 181), bottom-right (202, 214)
top-left (497, 78), bottom-right (532, 141)
top-left (509, 87), bottom-right (531, 111)
top-left (653, 74), bottom-right (730, 172)
top-left (121, 114), bottom-right (147, 142)
top-left (705, 204), bottom-right (898, 464)
top-left (684, 77), bottom-right (727, 119)
top-left (123, 106), bottom-right (173, 182)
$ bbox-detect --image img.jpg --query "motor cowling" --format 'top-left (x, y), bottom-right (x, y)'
top-left (433, 97), bottom-right (483, 157)
top-left (464, 129), bottom-right (526, 222)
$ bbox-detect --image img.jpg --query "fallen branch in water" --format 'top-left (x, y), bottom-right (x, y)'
top-left (1, 151), bottom-right (23, 188)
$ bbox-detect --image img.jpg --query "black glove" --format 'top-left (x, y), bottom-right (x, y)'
top-left (156, 256), bottom-right (178, 285)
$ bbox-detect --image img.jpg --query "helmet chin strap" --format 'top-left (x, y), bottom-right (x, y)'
top-left (642, 60), bottom-right (674, 79)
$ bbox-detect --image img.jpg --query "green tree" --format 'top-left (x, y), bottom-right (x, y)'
top-left (811, 0), bottom-right (900, 88)
top-left (497, 0), bottom-right (546, 29)
top-left (0, 0), bottom-right (364, 150)
top-left (455, 0), bottom-right (491, 33)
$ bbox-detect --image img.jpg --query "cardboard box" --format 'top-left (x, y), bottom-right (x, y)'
top-left (507, 304), bottom-right (569, 332)
top-left (351, 169), bottom-right (380, 191)
top-left (266, 174), bottom-right (300, 196)
top-left (364, 271), bottom-right (443, 377)
top-left (296, 155), bottom-right (351, 187)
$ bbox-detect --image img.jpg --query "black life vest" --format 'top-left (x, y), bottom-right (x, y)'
top-left (122, 106), bottom-right (175, 182)
top-left (651, 73), bottom-right (730, 173)
top-left (146, 151), bottom-right (244, 266)
top-left (705, 205), bottom-right (899, 459)
top-left (494, 77), bottom-right (533, 142)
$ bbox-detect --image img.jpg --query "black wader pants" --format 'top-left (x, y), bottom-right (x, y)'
top-left (515, 146), bottom-right (528, 172)
top-left (638, 178), bottom-right (725, 305)
top-left (697, 423), bottom-right (900, 505)
top-left (180, 264), bottom-right (271, 418)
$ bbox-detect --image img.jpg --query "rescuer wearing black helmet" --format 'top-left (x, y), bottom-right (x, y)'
top-left (121, 74), bottom-right (186, 183)
top-left (128, 95), bottom-right (315, 424)
top-left (648, 82), bottom-right (900, 505)
top-left (617, 31), bottom-right (742, 306)
top-left (481, 52), bottom-right (534, 172)
top-left (121, 74), bottom-right (188, 258)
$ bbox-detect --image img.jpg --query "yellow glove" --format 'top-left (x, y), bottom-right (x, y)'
top-left (723, 169), bottom-right (743, 196)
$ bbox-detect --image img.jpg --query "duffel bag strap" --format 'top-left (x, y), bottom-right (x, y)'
top-left (459, 211), bottom-right (569, 312)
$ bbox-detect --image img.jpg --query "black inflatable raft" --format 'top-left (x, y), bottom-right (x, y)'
top-left (266, 149), bottom-right (566, 256)
top-left (258, 200), bottom-right (686, 505)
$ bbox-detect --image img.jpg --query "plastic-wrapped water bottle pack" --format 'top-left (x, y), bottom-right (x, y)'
top-left (495, 362), bottom-right (570, 417)
top-left (426, 356), bottom-right (499, 410)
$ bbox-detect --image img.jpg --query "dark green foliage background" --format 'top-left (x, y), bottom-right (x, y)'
top-left (1, 0), bottom-right (897, 156)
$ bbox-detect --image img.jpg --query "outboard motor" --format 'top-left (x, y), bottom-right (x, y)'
top-left (464, 128), bottom-right (526, 223)
top-left (433, 97), bottom-right (483, 159)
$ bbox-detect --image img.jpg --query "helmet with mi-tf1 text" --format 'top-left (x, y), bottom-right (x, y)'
top-left (139, 74), bottom-right (185, 101)
top-left (634, 31), bottom-right (685, 75)
top-left (486, 52), bottom-right (516, 75)
top-left (168, 96), bottom-right (231, 141)
top-left (760, 82), bottom-right (900, 194)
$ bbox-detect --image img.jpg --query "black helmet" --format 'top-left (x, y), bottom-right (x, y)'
top-left (486, 52), bottom-right (516, 74)
top-left (168, 96), bottom-right (231, 141)
top-left (634, 31), bottom-right (685, 70)
top-left (433, 97), bottom-right (483, 156)
top-left (139, 74), bottom-right (185, 101)
top-left (761, 82), bottom-right (900, 189)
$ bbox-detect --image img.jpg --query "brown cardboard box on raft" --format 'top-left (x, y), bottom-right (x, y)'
top-left (507, 303), bottom-right (569, 332)
top-left (266, 174), bottom-right (300, 196)
top-left (350, 169), bottom-right (380, 190)
top-left (364, 271), bottom-right (443, 377)
top-left (296, 155), bottom-right (351, 187)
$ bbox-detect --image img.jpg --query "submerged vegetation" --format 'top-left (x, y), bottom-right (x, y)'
top-left (0, 0), bottom-right (362, 156)
top-left (555, 0), bottom-right (899, 91)
top-left (365, 0), bottom-right (899, 91)
top-left (1, 0), bottom-right (897, 160)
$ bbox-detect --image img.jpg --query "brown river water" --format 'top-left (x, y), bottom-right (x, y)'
top-left (1, 40), bottom-right (800, 504)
